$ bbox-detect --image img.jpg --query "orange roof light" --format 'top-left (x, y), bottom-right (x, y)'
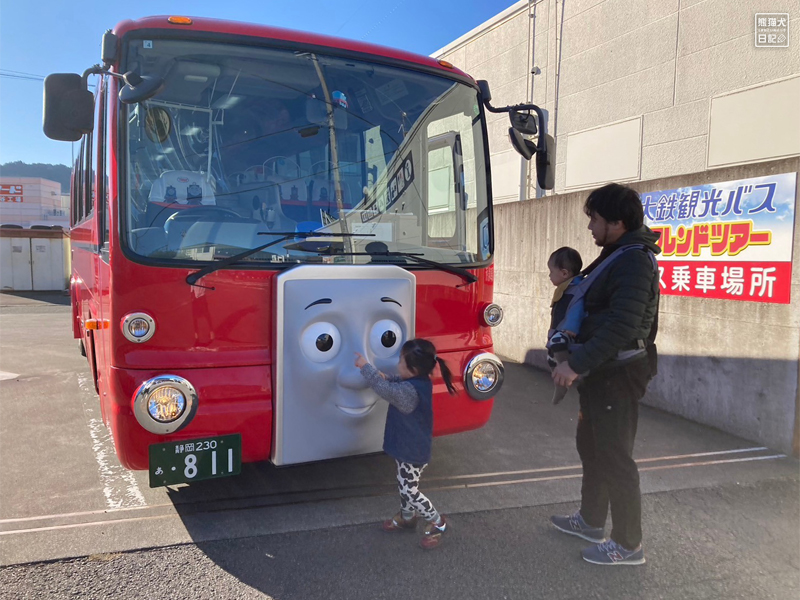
top-left (438, 59), bottom-right (454, 69)
top-left (167, 16), bottom-right (193, 25)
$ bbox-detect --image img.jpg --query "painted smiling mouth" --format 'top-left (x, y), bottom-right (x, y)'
top-left (336, 403), bottom-right (377, 416)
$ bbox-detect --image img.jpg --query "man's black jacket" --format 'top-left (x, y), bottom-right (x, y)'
top-left (568, 226), bottom-right (661, 375)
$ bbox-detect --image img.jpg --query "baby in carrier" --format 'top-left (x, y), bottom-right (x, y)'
top-left (546, 247), bottom-right (584, 405)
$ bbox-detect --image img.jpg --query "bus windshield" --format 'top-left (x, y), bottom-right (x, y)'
top-left (122, 38), bottom-right (491, 267)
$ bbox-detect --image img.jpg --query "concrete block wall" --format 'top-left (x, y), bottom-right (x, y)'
top-left (435, 0), bottom-right (800, 196)
top-left (490, 157), bottom-right (800, 454)
top-left (434, 1), bottom-right (800, 453)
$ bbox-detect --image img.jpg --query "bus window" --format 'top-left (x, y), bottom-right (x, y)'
top-left (426, 142), bottom-right (457, 238)
top-left (121, 39), bottom-right (488, 265)
top-left (82, 130), bottom-right (94, 220)
top-left (72, 153), bottom-right (82, 225)
top-left (98, 81), bottom-right (110, 249)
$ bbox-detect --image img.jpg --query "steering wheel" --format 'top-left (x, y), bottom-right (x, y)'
top-left (164, 206), bottom-right (243, 232)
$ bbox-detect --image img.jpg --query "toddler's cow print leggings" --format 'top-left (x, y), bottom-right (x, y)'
top-left (396, 460), bottom-right (440, 522)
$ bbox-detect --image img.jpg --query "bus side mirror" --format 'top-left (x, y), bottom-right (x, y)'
top-left (119, 71), bottom-right (166, 104)
top-left (536, 133), bottom-right (555, 190)
top-left (509, 109), bottom-right (537, 136)
top-left (508, 129), bottom-right (555, 190)
top-left (43, 74), bottom-right (94, 142)
top-left (508, 128), bottom-right (535, 160)
top-left (477, 80), bottom-right (492, 104)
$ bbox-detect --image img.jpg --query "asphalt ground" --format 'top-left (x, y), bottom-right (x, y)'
top-left (0, 290), bottom-right (798, 599)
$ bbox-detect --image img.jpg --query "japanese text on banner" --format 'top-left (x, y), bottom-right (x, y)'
top-left (641, 173), bottom-right (796, 304)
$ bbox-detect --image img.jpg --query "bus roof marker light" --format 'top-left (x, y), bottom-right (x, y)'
top-left (167, 16), bottom-right (193, 25)
top-left (437, 59), bottom-right (455, 69)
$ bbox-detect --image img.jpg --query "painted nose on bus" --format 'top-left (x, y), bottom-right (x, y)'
top-left (337, 361), bottom-right (371, 390)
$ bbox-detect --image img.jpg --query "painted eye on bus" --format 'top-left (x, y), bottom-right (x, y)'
top-left (300, 322), bottom-right (341, 363)
top-left (369, 320), bottom-right (403, 359)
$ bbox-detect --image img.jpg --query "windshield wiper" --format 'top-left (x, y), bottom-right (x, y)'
top-left (339, 250), bottom-right (478, 285)
top-left (185, 232), bottom-right (372, 288)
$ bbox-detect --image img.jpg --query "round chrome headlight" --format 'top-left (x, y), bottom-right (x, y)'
top-left (122, 313), bottom-right (156, 343)
top-left (147, 386), bottom-right (186, 422)
top-left (482, 303), bottom-right (504, 327)
top-left (133, 375), bottom-right (197, 434)
top-left (463, 353), bottom-right (504, 400)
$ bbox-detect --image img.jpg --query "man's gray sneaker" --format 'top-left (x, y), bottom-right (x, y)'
top-left (550, 511), bottom-right (605, 543)
top-left (581, 539), bottom-right (646, 565)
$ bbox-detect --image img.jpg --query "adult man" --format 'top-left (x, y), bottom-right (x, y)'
top-left (550, 183), bottom-right (661, 566)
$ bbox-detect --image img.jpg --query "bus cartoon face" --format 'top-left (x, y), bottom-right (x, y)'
top-left (273, 265), bottom-right (416, 465)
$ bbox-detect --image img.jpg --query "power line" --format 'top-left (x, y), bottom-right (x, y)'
top-left (0, 73), bottom-right (44, 81)
top-left (0, 71), bottom-right (95, 88)
top-left (1, 68), bottom-right (46, 78)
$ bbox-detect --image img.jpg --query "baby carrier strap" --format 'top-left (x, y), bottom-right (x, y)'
top-left (552, 244), bottom-right (648, 334)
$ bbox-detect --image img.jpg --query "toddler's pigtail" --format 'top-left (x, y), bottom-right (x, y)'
top-left (436, 357), bottom-right (457, 395)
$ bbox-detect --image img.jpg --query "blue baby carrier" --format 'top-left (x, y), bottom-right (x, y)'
top-left (547, 244), bottom-right (659, 363)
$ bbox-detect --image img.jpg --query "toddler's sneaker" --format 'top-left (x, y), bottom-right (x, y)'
top-left (550, 510), bottom-right (605, 543)
top-left (382, 512), bottom-right (418, 532)
top-left (419, 515), bottom-right (447, 549)
top-left (547, 331), bottom-right (571, 353)
top-left (581, 539), bottom-right (645, 565)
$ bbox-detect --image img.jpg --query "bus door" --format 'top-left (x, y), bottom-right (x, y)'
top-left (94, 76), bottom-right (113, 419)
top-left (425, 131), bottom-right (466, 251)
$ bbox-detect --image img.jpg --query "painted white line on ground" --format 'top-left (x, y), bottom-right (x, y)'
top-left (638, 454), bottom-right (787, 471)
top-left (426, 446), bottom-right (771, 482)
top-left (0, 453), bottom-right (788, 536)
top-left (0, 504), bottom-right (156, 524)
top-left (458, 454), bottom-right (787, 490)
top-left (77, 373), bottom-right (146, 510)
top-left (1, 512), bottom-right (177, 536)
top-left (0, 371), bottom-right (20, 381)
top-left (0, 446), bottom-right (778, 525)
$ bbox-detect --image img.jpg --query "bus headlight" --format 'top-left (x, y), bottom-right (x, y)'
top-left (133, 375), bottom-right (197, 434)
top-left (122, 313), bottom-right (156, 343)
top-left (463, 353), bottom-right (504, 401)
top-left (148, 387), bottom-right (185, 422)
top-left (482, 303), bottom-right (504, 327)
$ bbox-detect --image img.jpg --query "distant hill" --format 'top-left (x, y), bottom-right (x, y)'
top-left (0, 161), bottom-right (72, 192)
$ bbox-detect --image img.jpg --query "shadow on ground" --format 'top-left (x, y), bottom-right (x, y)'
top-left (161, 361), bottom-right (799, 599)
top-left (0, 290), bottom-right (70, 307)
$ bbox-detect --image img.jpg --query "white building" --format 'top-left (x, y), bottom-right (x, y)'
top-left (434, 0), bottom-right (799, 201)
top-left (434, 0), bottom-right (800, 454)
top-left (0, 177), bottom-right (69, 229)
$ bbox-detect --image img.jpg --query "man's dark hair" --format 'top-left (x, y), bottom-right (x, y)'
top-left (583, 183), bottom-right (644, 231)
top-left (549, 247), bottom-right (582, 275)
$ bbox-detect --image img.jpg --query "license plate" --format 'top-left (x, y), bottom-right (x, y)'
top-left (148, 434), bottom-right (242, 488)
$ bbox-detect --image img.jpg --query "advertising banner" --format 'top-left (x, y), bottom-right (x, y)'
top-left (642, 173), bottom-right (797, 304)
top-left (0, 184), bottom-right (24, 203)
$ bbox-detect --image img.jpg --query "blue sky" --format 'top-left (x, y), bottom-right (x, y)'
top-left (0, 0), bottom-right (516, 167)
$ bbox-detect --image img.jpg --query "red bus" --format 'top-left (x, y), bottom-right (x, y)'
top-left (43, 16), bottom-right (553, 487)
